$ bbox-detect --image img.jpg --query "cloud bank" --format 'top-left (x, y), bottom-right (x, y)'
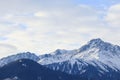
top-left (0, 0), bottom-right (120, 58)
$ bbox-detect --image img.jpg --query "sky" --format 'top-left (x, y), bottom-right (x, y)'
top-left (0, 0), bottom-right (120, 58)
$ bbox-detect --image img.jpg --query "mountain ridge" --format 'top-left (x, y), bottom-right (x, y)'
top-left (0, 52), bottom-right (40, 67)
top-left (0, 38), bottom-right (120, 80)
top-left (38, 38), bottom-right (120, 80)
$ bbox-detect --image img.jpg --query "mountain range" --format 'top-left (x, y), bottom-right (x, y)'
top-left (0, 38), bottom-right (120, 80)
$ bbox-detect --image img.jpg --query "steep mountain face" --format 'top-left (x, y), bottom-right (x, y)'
top-left (39, 38), bottom-right (120, 80)
top-left (0, 59), bottom-right (82, 80)
top-left (0, 52), bottom-right (40, 67)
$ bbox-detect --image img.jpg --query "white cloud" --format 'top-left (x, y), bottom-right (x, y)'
top-left (34, 11), bottom-right (49, 17)
top-left (0, 0), bottom-right (120, 57)
top-left (0, 22), bottom-right (24, 36)
top-left (105, 4), bottom-right (120, 27)
top-left (0, 43), bottom-right (18, 58)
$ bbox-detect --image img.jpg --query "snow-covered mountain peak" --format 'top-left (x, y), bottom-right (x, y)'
top-left (85, 38), bottom-right (109, 49)
top-left (79, 38), bottom-right (120, 54)
top-left (89, 38), bottom-right (103, 44)
top-left (39, 38), bottom-right (120, 73)
top-left (78, 38), bottom-right (103, 53)
top-left (75, 38), bottom-right (120, 61)
top-left (88, 38), bottom-right (103, 44)
top-left (39, 38), bottom-right (120, 65)
top-left (53, 49), bottom-right (68, 55)
top-left (0, 52), bottom-right (40, 67)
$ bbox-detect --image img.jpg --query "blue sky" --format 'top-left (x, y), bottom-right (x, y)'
top-left (0, 0), bottom-right (120, 58)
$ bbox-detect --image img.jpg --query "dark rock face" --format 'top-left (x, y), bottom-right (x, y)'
top-left (45, 61), bottom-right (120, 80)
top-left (0, 59), bottom-right (82, 80)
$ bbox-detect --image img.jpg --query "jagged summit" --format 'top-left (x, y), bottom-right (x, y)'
top-left (89, 38), bottom-right (103, 42)
top-left (88, 38), bottom-right (104, 45)
top-left (79, 38), bottom-right (120, 53)
top-left (53, 38), bottom-right (110, 54)
top-left (0, 52), bottom-right (40, 67)
top-left (54, 49), bottom-right (67, 55)
top-left (87, 38), bottom-right (112, 48)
